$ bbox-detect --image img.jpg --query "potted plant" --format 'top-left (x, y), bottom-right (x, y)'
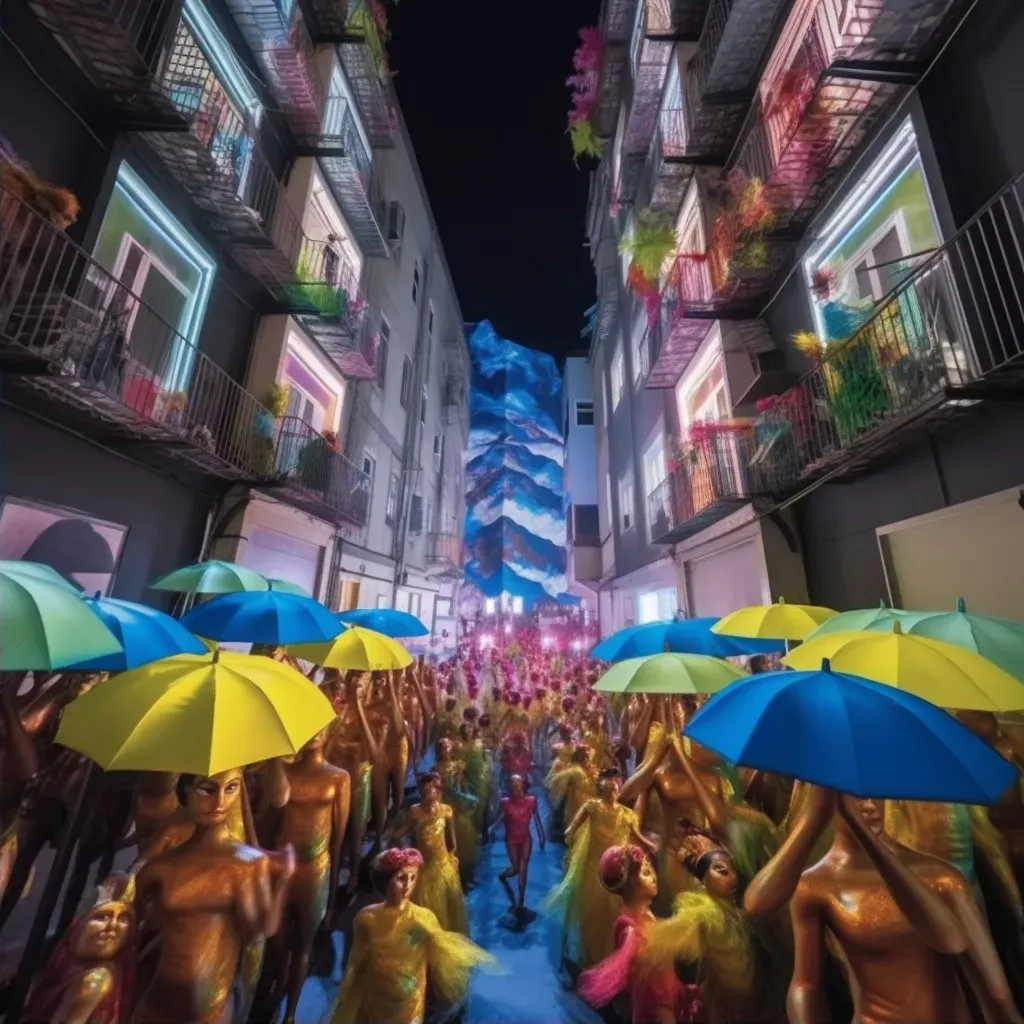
top-left (155, 389), bottom-right (189, 430)
top-left (298, 428), bottom-right (338, 492)
top-left (251, 382), bottom-right (288, 477)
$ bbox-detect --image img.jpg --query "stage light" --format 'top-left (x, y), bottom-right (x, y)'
top-left (571, 639), bottom-right (583, 652)
top-left (504, 623), bottom-right (512, 635)
top-left (541, 636), bottom-right (552, 649)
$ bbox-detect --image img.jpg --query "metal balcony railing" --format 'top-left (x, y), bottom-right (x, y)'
top-left (0, 183), bottom-right (271, 481)
top-left (595, 266), bottom-right (622, 349)
top-left (303, 0), bottom-right (349, 39)
top-left (335, 0), bottom-right (397, 148)
top-left (222, 0), bottom-right (325, 144)
top-left (24, 0), bottom-right (186, 128)
top-left (648, 426), bottom-right (769, 542)
top-left (427, 532), bottom-right (462, 571)
top-left (140, 19), bottom-right (306, 294)
top-left (308, 96), bottom-right (388, 257)
top-left (754, 169), bottom-right (1024, 502)
top-left (267, 415), bottom-right (372, 526)
top-left (592, 0), bottom-right (639, 136)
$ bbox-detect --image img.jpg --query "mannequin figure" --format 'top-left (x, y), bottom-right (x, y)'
top-left (489, 773), bottom-right (545, 918)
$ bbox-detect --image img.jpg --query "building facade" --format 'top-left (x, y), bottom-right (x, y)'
top-left (563, 354), bottom-right (600, 612)
top-left (584, 0), bottom-right (1024, 633)
top-left (0, 0), bottom-right (466, 641)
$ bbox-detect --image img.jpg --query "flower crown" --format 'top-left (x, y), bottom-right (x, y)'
top-left (597, 844), bottom-right (646, 893)
top-left (373, 847), bottom-right (424, 876)
top-left (678, 821), bottom-right (723, 877)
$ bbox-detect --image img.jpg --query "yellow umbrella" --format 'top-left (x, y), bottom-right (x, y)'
top-left (782, 622), bottom-right (1024, 711)
top-left (55, 650), bottom-right (335, 775)
top-left (289, 625), bottom-right (413, 671)
top-left (712, 598), bottom-right (838, 642)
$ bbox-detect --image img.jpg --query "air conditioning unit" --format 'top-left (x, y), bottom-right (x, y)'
top-left (387, 201), bottom-right (406, 246)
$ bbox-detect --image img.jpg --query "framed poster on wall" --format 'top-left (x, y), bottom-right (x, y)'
top-left (0, 496), bottom-right (129, 596)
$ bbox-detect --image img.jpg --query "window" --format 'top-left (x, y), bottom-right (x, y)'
top-left (428, 302), bottom-right (434, 338)
top-left (385, 471), bottom-right (400, 525)
top-left (376, 593), bottom-right (390, 609)
top-left (638, 587), bottom-right (677, 624)
top-left (90, 163), bottom-right (215, 391)
top-left (400, 356), bottom-right (413, 409)
top-left (285, 381), bottom-right (325, 432)
top-left (485, 597), bottom-right (496, 615)
top-left (412, 261), bottom-right (420, 305)
top-left (377, 318), bottom-right (390, 390)
top-left (410, 493), bottom-right (423, 534)
top-left (362, 449), bottom-right (376, 487)
top-left (512, 595), bottom-right (524, 615)
top-left (426, 501), bottom-right (434, 534)
top-left (575, 401), bottom-right (594, 426)
top-left (611, 347), bottom-right (625, 410)
top-left (433, 433), bottom-right (444, 471)
top-left (803, 118), bottom-right (942, 345)
top-left (631, 315), bottom-right (646, 383)
top-left (680, 355), bottom-right (728, 428)
top-left (618, 475), bottom-right (635, 532)
top-left (643, 436), bottom-right (668, 498)
top-left (420, 388), bottom-right (427, 425)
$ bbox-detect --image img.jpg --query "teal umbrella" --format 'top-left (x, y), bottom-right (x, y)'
top-left (150, 560), bottom-right (269, 595)
top-left (805, 601), bottom-right (927, 640)
top-left (0, 559), bottom-right (79, 593)
top-left (267, 578), bottom-right (310, 597)
top-left (0, 566), bottom-right (123, 670)
top-left (890, 598), bottom-right (1024, 683)
top-left (594, 652), bottom-right (747, 695)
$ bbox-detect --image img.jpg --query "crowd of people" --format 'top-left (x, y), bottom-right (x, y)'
top-left (4, 621), bottom-right (1024, 1023)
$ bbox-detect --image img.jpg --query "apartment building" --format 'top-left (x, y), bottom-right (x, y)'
top-left (563, 354), bottom-right (600, 614)
top-left (586, 0), bottom-right (1024, 631)
top-left (0, 0), bottom-right (466, 635)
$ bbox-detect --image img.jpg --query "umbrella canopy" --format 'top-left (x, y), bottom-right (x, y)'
top-left (592, 618), bottom-right (783, 661)
top-left (712, 598), bottom-right (838, 641)
top-left (150, 560), bottom-right (269, 595)
top-left (69, 595), bottom-right (207, 671)
top-left (684, 661), bottom-right (1017, 803)
top-left (181, 592), bottom-right (342, 646)
top-left (55, 650), bottom-right (335, 775)
top-left (267, 578), bottom-right (310, 597)
top-left (885, 598), bottom-right (1024, 682)
top-left (594, 652), bottom-right (747, 695)
top-left (804, 602), bottom-right (928, 640)
top-left (291, 626), bottom-right (414, 671)
top-left (1, 565), bottom-right (123, 671)
top-left (783, 622), bottom-right (1024, 711)
top-left (0, 559), bottom-right (79, 592)
top-left (337, 608), bottom-right (429, 638)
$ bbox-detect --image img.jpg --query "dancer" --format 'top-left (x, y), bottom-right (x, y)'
top-left (328, 848), bottom-right (495, 1024)
top-left (547, 743), bottom-right (597, 838)
top-left (489, 773), bottom-right (545, 920)
top-left (435, 738), bottom-right (479, 881)
top-left (389, 771), bottom-right (468, 933)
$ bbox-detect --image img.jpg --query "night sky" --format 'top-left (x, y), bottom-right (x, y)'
top-left (389, 0), bottom-right (600, 361)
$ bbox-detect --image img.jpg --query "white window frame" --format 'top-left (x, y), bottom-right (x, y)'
top-left (385, 471), bottom-right (400, 526)
top-left (485, 597), bottom-right (496, 615)
top-left (618, 475), bottom-right (635, 533)
top-left (631, 314), bottom-right (646, 384)
top-left (575, 400), bottom-right (594, 427)
top-left (611, 347), bottom-right (625, 410)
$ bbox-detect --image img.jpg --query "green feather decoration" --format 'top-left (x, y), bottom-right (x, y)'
top-left (618, 209), bottom-right (676, 283)
top-left (569, 120), bottom-right (605, 163)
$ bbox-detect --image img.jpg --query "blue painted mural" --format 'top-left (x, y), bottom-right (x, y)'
top-left (462, 322), bottom-right (567, 611)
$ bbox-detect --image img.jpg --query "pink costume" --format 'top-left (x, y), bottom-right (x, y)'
top-left (579, 914), bottom-right (705, 1024)
top-left (500, 794), bottom-right (536, 862)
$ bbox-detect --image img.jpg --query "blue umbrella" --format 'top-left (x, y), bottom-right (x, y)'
top-left (684, 660), bottom-right (1017, 804)
top-left (70, 595), bottom-right (207, 671)
top-left (591, 618), bottom-right (782, 661)
top-left (337, 608), bottom-right (429, 638)
top-left (182, 592), bottom-right (342, 646)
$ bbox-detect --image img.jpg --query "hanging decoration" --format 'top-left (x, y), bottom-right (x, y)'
top-left (707, 169), bottom-right (776, 290)
top-left (619, 211), bottom-right (675, 325)
top-left (567, 28), bottom-right (604, 164)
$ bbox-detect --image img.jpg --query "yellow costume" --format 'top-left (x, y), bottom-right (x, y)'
top-left (411, 803), bottom-right (467, 934)
top-left (331, 901), bottom-right (494, 1024)
top-left (438, 761), bottom-right (479, 874)
top-left (549, 800), bottom-right (641, 967)
top-left (547, 762), bottom-right (595, 833)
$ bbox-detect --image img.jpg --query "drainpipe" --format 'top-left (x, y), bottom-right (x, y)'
top-left (391, 244), bottom-right (434, 607)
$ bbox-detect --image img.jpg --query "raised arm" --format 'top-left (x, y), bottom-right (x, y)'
top-left (670, 736), bottom-right (728, 835)
top-left (1, 681), bottom-right (38, 783)
top-left (744, 785), bottom-right (835, 921)
top-left (349, 673), bottom-right (380, 763)
top-left (565, 800), bottom-right (593, 846)
top-left (327, 773), bottom-right (352, 926)
top-left (619, 735), bottom-right (670, 805)
top-left (787, 883), bottom-right (830, 1024)
top-left (386, 672), bottom-right (406, 738)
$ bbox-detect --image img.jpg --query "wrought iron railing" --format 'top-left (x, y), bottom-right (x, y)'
top-left (427, 532), bottom-right (462, 568)
top-left (647, 426), bottom-right (767, 541)
top-left (271, 415), bottom-right (372, 525)
top-left (319, 95), bottom-right (374, 178)
top-left (755, 170), bottom-right (1024, 492)
top-left (0, 184), bottom-right (271, 480)
top-left (290, 238), bottom-right (363, 316)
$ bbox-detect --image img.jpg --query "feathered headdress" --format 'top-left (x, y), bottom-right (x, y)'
top-left (597, 844), bottom-right (647, 893)
top-left (678, 821), bottom-right (722, 878)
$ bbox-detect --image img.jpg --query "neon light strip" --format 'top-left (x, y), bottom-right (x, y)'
top-left (114, 163), bottom-right (216, 390)
top-left (183, 0), bottom-right (262, 123)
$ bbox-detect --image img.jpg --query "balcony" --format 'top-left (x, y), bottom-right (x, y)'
top-left (299, 95), bottom-right (388, 257)
top-left (594, 266), bottom-right (622, 351)
top-left (753, 168), bottom-right (1024, 504)
top-left (265, 415), bottom-right (371, 526)
top-left (222, 0), bottom-right (325, 144)
top-left (302, 0), bottom-right (348, 39)
top-left (648, 425), bottom-right (771, 543)
top-left (23, 0), bottom-right (187, 129)
top-left (139, 18), bottom-right (306, 296)
top-left (592, 0), bottom-right (638, 137)
top-left (441, 371), bottom-right (467, 427)
top-left (0, 183), bottom-right (270, 481)
top-left (734, 0), bottom-right (966, 235)
top-left (427, 532), bottom-right (463, 579)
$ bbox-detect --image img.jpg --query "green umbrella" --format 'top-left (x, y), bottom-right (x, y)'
top-left (0, 567), bottom-right (123, 670)
top-left (594, 652), bottom-right (747, 695)
top-left (887, 597), bottom-right (1024, 682)
top-left (150, 560), bottom-right (269, 595)
top-left (267, 578), bottom-right (310, 597)
top-left (805, 601), bottom-right (927, 640)
top-left (0, 560), bottom-right (80, 593)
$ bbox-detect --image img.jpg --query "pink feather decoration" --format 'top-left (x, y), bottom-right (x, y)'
top-left (578, 921), bottom-right (638, 1008)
